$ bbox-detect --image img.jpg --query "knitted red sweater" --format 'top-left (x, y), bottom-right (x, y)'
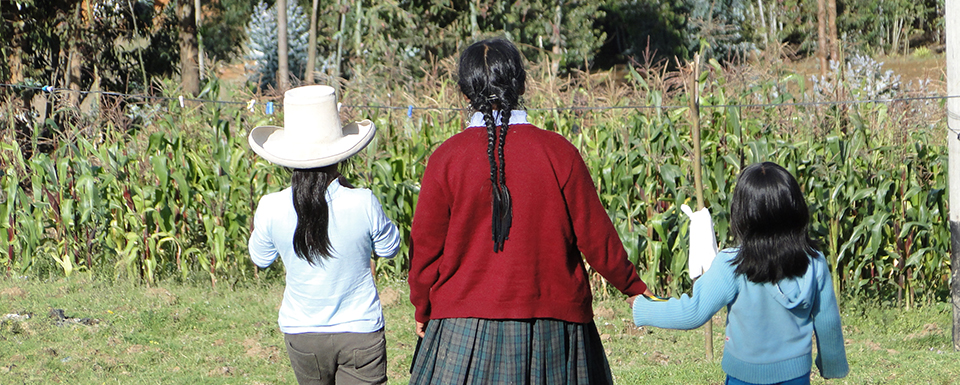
top-left (409, 123), bottom-right (647, 324)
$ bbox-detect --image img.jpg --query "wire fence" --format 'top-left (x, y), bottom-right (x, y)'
top-left (3, 82), bottom-right (960, 137)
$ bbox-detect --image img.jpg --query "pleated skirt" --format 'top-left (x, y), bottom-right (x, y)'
top-left (408, 318), bottom-right (613, 385)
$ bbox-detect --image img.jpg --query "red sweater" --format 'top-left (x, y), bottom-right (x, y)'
top-left (408, 123), bottom-right (647, 324)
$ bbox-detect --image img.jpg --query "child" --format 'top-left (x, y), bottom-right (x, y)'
top-left (248, 85), bottom-right (401, 385)
top-left (632, 162), bottom-right (848, 385)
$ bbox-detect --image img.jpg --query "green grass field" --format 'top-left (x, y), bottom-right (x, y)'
top-left (1, 276), bottom-right (955, 384)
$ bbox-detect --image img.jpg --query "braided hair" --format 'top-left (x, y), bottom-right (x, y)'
top-left (291, 165), bottom-right (338, 265)
top-left (457, 38), bottom-right (526, 252)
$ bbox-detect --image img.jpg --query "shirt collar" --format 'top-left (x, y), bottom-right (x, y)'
top-left (467, 110), bottom-right (529, 128)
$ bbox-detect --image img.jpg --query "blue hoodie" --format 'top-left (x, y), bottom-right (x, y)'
top-left (633, 249), bottom-right (849, 384)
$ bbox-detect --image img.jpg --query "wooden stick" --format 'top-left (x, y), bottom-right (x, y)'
top-left (689, 53), bottom-right (714, 360)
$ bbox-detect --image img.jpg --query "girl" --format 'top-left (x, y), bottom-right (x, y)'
top-left (248, 85), bottom-right (401, 385)
top-left (632, 162), bottom-right (849, 385)
top-left (408, 38), bottom-right (652, 385)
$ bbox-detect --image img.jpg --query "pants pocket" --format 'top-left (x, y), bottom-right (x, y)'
top-left (286, 338), bottom-right (324, 382)
top-left (347, 333), bottom-right (387, 384)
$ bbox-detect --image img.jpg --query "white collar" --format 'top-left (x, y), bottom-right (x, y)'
top-left (467, 110), bottom-right (529, 128)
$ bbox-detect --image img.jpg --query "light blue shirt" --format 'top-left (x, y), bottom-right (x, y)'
top-left (249, 179), bottom-right (401, 334)
top-left (634, 249), bottom-right (849, 383)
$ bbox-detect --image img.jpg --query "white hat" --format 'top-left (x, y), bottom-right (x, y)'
top-left (248, 85), bottom-right (375, 168)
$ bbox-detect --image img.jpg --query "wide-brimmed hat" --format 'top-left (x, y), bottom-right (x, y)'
top-left (248, 85), bottom-right (375, 169)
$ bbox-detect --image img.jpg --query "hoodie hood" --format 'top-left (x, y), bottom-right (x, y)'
top-left (764, 259), bottom-right (818, 310)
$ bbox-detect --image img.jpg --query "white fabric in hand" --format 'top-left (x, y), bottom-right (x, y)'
top-left (681, 204), bottom-right (718, 279)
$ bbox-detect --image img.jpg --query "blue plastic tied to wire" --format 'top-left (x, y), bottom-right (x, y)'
top-left (41, 86), bottom-right (53, 92)
top-left (407, 105), bottom-right (414, 118)
top-left (266, 102), bottom-right (274, 115)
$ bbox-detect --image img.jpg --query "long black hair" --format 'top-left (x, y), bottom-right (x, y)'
top-left (729, 162), bottom-right (819, 283)
top-left (457, 38), bottom-right (526, 253)
top-left (291, 165), bottom-right (338, 265)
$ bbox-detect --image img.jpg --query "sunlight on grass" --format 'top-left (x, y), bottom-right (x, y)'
top-left (1, 277), bottom-right (956, 384)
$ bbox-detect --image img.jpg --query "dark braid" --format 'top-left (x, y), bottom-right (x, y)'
top-left (457, 38), bottom-right (525, 252)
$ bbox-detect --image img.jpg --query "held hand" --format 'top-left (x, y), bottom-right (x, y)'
top-left (626, 289), bottom-right (657, 307)
top-left (415, 321), bottom-right (426, 338)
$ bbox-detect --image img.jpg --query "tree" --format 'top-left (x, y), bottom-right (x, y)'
top-left (245, 0), bottom-right (310, 89)
top-left (178, 0), bottom-right (200, 96)
top-left (305, 0), bottom-right (319, 85)
top-left (277, 0), bottom-right (289, 90)
top-left (817, 0), bottom-right (828, 79)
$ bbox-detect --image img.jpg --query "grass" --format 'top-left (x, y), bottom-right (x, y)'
top-left (1, 276), bottom-right (956, 384)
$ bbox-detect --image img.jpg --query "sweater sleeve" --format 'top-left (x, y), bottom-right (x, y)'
top-left (563, 149), bottom-right (647, 296)
top-left (408, 155), bottom-right (451, 323)
top-left (632, 251), bottom-right (737, 329)
top-left (812, 260), bottom-right (850, 379)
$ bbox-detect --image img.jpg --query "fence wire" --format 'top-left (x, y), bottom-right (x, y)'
top-left (3, 82), bottom-right (960, 138)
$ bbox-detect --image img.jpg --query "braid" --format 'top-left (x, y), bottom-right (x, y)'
top-left (481, 104), bottom-right (499, 188)
top-left (457, 38), bottom-right (525, 252)
top-left (498, 107), bottom-right (511, 188)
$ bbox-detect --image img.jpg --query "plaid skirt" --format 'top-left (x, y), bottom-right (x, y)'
top-left (408, 318), bottom-right (613, 385)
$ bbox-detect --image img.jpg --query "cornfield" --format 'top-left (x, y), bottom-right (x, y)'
top-left (0, 57), bottom-right (949, 306)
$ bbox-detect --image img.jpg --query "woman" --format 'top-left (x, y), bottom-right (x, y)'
top-left (248, 85), bottom-right (401, 385)
top-left (408, 38), bottom-right (652, 385)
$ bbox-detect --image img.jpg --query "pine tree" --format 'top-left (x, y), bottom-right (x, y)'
top-left (685, 0), bottom-right (755, 60)
top-left (246, 0), bottom-right (310, 88)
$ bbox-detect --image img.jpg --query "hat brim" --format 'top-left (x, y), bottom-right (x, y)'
top-left (248, 120), bottom-right (376, 168)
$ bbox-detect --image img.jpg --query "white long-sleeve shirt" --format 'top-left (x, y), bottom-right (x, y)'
top-left (249, 179), bottom-right (401, 334)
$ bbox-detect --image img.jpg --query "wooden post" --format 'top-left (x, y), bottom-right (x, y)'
top-left (689, 53), bottom-right (714, 360)
top-left (946, 0), bottom-right (960, 352)
top-left (195, 0), bottom-right (203, 80)
top-left (305, 0), bottom-right (319, 85)
top-left (277, 0), bottom-right (289, 90)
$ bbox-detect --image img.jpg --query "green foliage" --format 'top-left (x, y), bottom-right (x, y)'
top-left (0, 54), bottom-right (950, 304)
top-left (201, 0), bottom-right (259, 62)
top-left (0, 0), bottom-right (179, 93)
top-left (684, 0), bottom-right (755, 60)
top-left (597, 0), bottom-right (689, 67)
top-left (246, 0), bottom-right (311, 89)
top-left (837, 0), bottom-right (943, 55)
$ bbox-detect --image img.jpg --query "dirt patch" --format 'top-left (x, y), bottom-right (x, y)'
top-left (863, 340), bottom-right (898, 354)
top-left (649, 351), bottom-right (671, 366)
top-left (1, 287), bottom-right (27, 299)
top-left (781, 55), bottom-right (945, 90)
top-left (146, 287), bottom-right (178, 306)
top-left (905, 323), bottom-right (942, 340)
top-left (594, 306), bottom-right (615, 320)
top-left (208, 366), bottom-right (237, 377)
top-left (379, 287), bottom-right (401, 307)
top-left (243, 338), bottom-right (283, 363)
top-left (622, 320), bottom-right (648, 336)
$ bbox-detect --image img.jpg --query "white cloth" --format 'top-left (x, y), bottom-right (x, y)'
top-left (681, 204), bottom-right (718, 279)
top-left (466, 110), bottom-right (529, 128)
top-left (249, 179), bottom-right (401, 334)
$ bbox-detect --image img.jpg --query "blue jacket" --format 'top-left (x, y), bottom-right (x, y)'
top-left (633, 249), bottom-right (849, 383)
